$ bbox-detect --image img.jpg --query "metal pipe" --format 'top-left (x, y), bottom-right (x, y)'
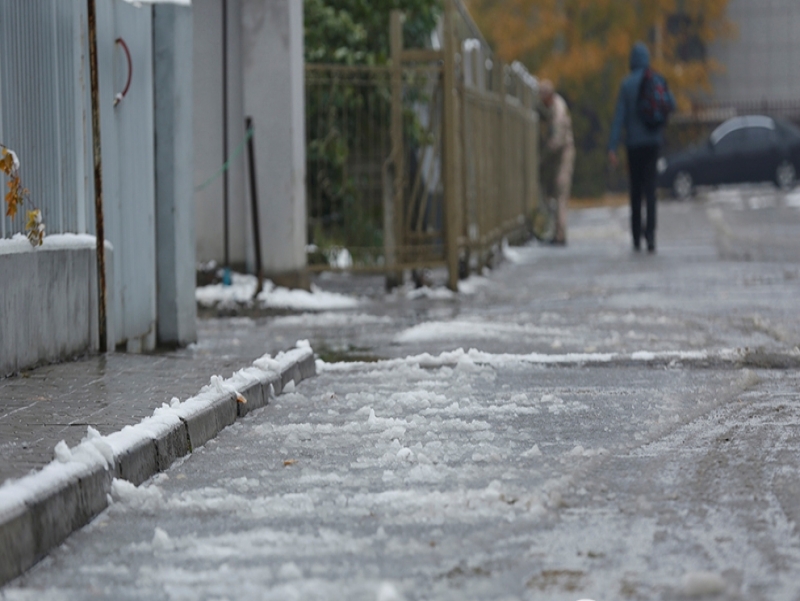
top-left (245, 117), bottom-right (264, 296)
top-left (222, 0), bottom-right (230, 273)
top-left (442, 0), bottom-right (461, 291)
top-left (87, 0), bottom-right (107, 353)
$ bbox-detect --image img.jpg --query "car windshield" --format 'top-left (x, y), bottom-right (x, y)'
top-left (710, 116), bottom-right (775, 146)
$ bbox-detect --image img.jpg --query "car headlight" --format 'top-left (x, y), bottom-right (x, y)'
top-left (657, 157), bottom-right (668, 174)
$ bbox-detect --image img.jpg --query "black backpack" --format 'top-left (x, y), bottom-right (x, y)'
top-left (637, 67), bottom-right (673, 131)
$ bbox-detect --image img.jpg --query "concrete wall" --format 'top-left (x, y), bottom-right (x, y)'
top-left (0, 238), bottom-right (113, 377)
top-left (193, 0), bottom-right (308, 285)
top-left (193, 0), bottom-right (248, 270)
top-left (709, 0), bottom-right (800, 104)
top-left (154, 5), bottom-right (198, 347)
top-left (242, 0), bottom-right (308, 286)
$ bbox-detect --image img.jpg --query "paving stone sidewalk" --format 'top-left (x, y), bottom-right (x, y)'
top-left (0, 349), bottom-right (243, 484)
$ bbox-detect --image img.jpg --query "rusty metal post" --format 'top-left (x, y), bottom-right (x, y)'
top-left (245, 117), bottom-right (264, 297)
top-left (442, 0), bottom-right (461, 291)
top-left (386, 10), bottom-right (404, 290)
top-left (87, 0), bottom-right (107, 353)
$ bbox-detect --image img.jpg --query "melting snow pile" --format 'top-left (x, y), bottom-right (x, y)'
top-left (196, 272), bottom-right (362, 311)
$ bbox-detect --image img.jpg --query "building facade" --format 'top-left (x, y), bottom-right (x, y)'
top-left (708, 0), bottom-right (800, 108)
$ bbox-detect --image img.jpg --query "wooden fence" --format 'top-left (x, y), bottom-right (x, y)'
top-left (305, 0), bottom-right (541, 290)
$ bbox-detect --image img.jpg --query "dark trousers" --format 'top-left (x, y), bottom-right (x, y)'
top-left (626, 145), bottom-right (659, 249)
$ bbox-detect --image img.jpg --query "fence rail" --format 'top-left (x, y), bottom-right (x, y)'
top-left (304, 0), bottom-right (541, 289)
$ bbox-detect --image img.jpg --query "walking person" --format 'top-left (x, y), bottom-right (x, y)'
top-left (539, 80), bottom-right (575, 246)
top-left (608, 42), bottom-right (675, 253)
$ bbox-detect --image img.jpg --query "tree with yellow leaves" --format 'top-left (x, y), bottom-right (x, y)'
top-left (466, 0), bottom-right (732, 195)
top-left (1, 144), bottom-right (44, 246)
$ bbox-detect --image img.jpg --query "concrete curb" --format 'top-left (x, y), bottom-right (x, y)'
top-left (0, 343), bottom-right (316, 585)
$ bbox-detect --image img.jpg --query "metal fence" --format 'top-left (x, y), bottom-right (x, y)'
top-left (305, 0), bottom-right (540, 289)
top-left (0, 0), bottom-right (93, 238)
top-left (305, 65), bottom-right (394, 269)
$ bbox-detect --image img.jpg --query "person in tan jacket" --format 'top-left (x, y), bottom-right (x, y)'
top-left (539, 79), bottom-right (575, 245)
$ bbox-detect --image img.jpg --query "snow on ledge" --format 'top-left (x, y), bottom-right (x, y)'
top-left (0, 233), bottom-right (113, 255)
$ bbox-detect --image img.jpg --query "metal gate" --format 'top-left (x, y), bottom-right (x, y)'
top-left (305, 0), bottom-right (540, 290)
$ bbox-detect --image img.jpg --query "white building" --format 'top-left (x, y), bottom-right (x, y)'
top-left (708, 0), bottom-right (800, 107)
top-left (193, 0), bottom-right (308, 289)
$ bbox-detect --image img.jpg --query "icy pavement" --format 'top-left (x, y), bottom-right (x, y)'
top-left (4, 191), bottom-right (800, 600)
top-left (5, 355), bottom-right (800, 600)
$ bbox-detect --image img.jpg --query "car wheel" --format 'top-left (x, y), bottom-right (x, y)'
top-left (775, 160), bottom-right (797, 191)
top-left (672, 171), bottom-right (693, 200)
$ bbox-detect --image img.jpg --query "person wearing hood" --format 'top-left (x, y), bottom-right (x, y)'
top-left (608, 42), bottom-right (675, 253)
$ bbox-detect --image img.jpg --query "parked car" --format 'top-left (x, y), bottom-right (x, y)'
top-left (657, 115), bottom-right (800, 199)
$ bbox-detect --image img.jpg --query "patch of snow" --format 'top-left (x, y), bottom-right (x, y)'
top-left (377, 582), bottom-right (406, 601)
top-left (53, 441), bottom-right (71, 463)
top-left (196, 273), bottom-right (362, 311)
top-left (682, 571), bottom-right (727, 596)
top-left (270, 312), bottom-right (391, 328)
top-left (195, 272), bottom-right (258, 306)
top-left (258, 282), bottom-right (361, 311)
top-left (457, 275), bottom-right (491, 295)
top-left (0, 233), bottom-right (103, 255)
top-left (501, 239), bottom-right (524, 264)
top-left (278, 562), bottom-right (304, 580)
top-left (152, 527), bottom-right (175, 551)
top-left (405, 286), bottom-right (455, 300)
top-left (785, 191), bottom-right (800, 208)
top-left (521, 444), bottom-right (542, 457)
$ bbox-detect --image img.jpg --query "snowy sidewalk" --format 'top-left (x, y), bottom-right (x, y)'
top-left (3, 189), bottom-right (800, 595)
top-left (0, 339), bottom-right (317, 584)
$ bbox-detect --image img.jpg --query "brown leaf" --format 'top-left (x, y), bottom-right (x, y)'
top-left (283, 459), bottom-right (297, 467)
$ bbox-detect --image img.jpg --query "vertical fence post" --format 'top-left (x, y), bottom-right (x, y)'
top-left (498, 60), bottom-right (507, 248)
top-left (386, 10), bottom-right (404, 290)
top-left (222, 0), bottom-right (231, 281)
top-left (246, 117), bottom-right (264, 296)
top-left (87, 0), bottom-right (107, 353)
top-left (442, 0), bottom-right (461, 291)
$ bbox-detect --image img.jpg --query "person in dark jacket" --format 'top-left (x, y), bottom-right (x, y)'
top-left (608, 42), bottom-right (675, 253)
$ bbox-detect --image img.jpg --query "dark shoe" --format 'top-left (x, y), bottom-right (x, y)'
top-left (550, 238), bottom-right (566, 246)
top-left (633, 240), bottom-right (641, 252)
top-left (647, 244), bottom-right (656, 253)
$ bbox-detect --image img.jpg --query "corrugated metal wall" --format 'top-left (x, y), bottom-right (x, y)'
top-left (97, 0), bottom-right (157, 351)
top-left (0, 0), bottom-right (157, 351)
top-left (710, 0), bottom-right (800, 104)
top-left (0, 0), bottom-right (91, 238)
top-left (193, 0), bottom-right (248, 271)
